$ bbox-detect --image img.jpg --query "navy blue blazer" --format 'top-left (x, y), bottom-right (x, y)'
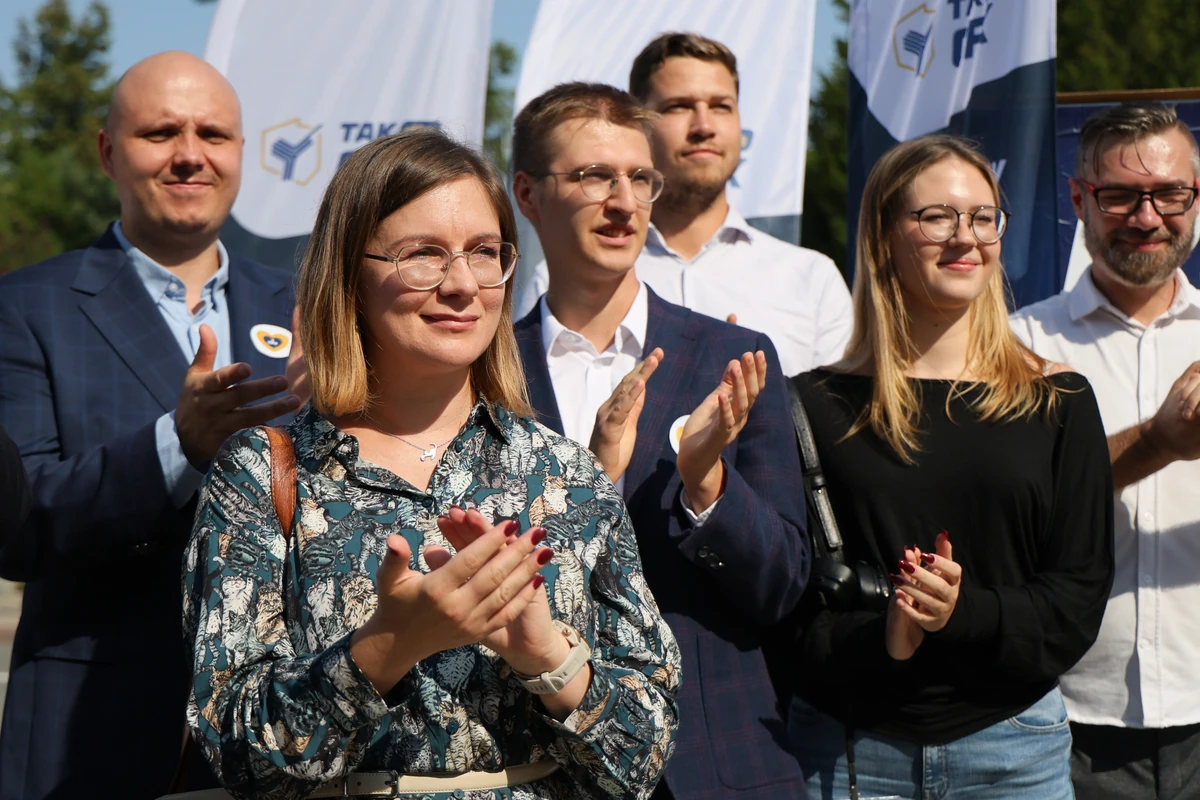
top-left (0, 228), bottom-right (295, 799)
top-left (516, 289), bottom-right (810, 800)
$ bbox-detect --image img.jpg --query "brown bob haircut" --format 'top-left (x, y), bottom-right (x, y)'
top-left (628, 32), bottom-right (739, 102)
top-left (296, 127), bottom-right (531, 418)
top-left (511, 81), bottom-right (658, 177)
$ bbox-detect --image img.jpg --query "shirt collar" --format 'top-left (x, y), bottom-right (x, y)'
top-left (1068, 265), bottom-right (1200, 324)
top-left (643, 201), bottom-right (755, 256)
top-left (114, 220), bottom-right (230, 304)
top-left (538, 280), bottom-right (649, 357)
top-left (297, 397), bottom-right (512, 471)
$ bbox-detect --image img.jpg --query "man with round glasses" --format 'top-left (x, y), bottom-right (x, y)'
top-left (1012, 101), bottom-right (1200, 799)
top-left (511, 81), bottom-right (809, 800)
top-left (514, 33), bottom-right (852, 378)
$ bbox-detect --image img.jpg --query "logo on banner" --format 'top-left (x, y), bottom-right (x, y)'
top-left (261, 118), bottom-right (323, 186)
top-left (892, 3), bottom-right (936, 79)
top-left (948, 0), bottom-right (992, 68)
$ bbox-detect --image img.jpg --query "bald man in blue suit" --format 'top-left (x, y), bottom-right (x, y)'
top-left (0, 52), bottom-right (302, 799)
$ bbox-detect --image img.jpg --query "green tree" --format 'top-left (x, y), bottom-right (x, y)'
top-left (1057, 0), bottom-right (1200, 92)
top-left (800, 0), bottom-right (850, 272)
top-left (0, 0), bottom-right (117, 272)
top-left (484, 41), bottom-right (518, 176)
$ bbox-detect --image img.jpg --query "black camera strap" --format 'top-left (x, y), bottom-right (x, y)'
top-left (786, 376), bottom-right (864, 800)
top-left (785, 376), bottom-right (846, 564)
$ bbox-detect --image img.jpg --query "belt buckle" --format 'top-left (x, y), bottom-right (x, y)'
top-left (341, 771), bottom-right (402, 797)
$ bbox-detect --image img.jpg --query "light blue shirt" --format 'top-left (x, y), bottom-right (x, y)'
top-left (114, 221), bottom-right (232, 508)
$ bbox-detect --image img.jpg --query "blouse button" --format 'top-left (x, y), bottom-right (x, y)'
top-left (453, 790), bottom-right (466, 799)
top-left (421, 497), bottom-right (434, 509)
top-left (446, 720), bottom-right (460, 735)
top-left (454, 440), bottom-right (463, 452)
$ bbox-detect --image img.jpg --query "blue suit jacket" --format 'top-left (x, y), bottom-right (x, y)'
top-left (516, 289), bottom-right (810, 800)
top-left (0, 228), bottom-right (295, 799)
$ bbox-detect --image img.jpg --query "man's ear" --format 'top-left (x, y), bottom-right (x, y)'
top-left (98, 129), bottom-right (115, 180)
top-left (512, 170), bottom-right (540, 225)
top-left (1069, 177), bottom-right (1086, 222)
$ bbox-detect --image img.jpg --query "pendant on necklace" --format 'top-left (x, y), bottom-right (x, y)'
top-left (420, 444), bottom-right (438, 462)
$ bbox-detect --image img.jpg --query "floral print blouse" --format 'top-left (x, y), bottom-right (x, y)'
top-left (183, 401), bottom-right (681, 800)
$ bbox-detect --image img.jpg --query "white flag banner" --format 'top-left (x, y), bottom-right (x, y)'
top-left (205, 0), bottom-right (493, 240)
top-left (514, 0), bottom-right (817, 219)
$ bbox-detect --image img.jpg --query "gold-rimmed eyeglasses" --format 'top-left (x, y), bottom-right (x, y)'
top-left (539, 164), bottom-right (665, 204)
top-left (363, 242), bottom-right (519, 291)
top-left (909, 204), bottom-right (1010, 244)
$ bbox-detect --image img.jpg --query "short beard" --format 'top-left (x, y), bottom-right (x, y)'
top-left (656, 172), bottom-right (728, 218)
top-left (1084, 212), bottom-right (1192, 288)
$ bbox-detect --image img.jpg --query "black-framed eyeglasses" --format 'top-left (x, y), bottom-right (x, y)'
top-left (363, 242), bottom-right (518, 291)
top-left (539, 164), bottom-right (665, 204)
top-left (909, 204), bottom-right (1010, 244)
top-left (1076, 179), bottom-right (1198, 216)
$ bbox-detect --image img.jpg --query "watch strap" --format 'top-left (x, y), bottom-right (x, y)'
top-left (512, 621), bottom-right (592, 695)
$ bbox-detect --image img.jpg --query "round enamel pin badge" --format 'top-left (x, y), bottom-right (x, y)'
top-left (250, 324), bottom-right (292, 358)
top-left (669, 415), bottom-right (690, 454)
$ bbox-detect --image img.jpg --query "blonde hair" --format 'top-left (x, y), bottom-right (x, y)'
top-left (842, 134), bottom-right (1057, 462)
top-left (296, 128), bottom-right (532, 418)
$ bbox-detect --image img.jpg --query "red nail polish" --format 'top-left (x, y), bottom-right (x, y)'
top-left (503, 519), bottom-right (519, 535)
top-left (536, 548), bottom-right (553, 565)
top-left (939, 529), bottom-right (949, 540)
top-left (530, 528), bottom-right (547, 546)
top-left (921, 553), bottom-right (936, 565)
top-left (899, 560), bottom-right (916, 574)
top-left (889, 573), bottom-right (904, 585)
top-left (532, 575), bottom-right (545, 590)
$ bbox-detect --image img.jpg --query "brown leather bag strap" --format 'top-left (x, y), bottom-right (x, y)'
top-left (168, 426), bottom-right (298, 795)
top-left (264, 425), bottom-right (297, 540)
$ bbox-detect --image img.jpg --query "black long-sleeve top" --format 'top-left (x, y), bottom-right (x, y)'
top-left (791, 369), bottom-right (1114, 744)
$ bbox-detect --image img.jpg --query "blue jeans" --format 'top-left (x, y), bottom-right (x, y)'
top-left (788, 687), bottom-right (1074, 800)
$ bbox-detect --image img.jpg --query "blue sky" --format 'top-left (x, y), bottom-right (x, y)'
top-left (0, 0), bottom-right (846, 96)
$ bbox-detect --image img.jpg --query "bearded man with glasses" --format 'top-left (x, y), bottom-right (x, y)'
top-left (510, 81), bottom-right (809, 800)
top-left (1012, 102), bottom-right (1200, 800)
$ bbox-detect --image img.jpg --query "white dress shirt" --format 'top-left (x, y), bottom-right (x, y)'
top-left (540, 283), bottom-right (648, 493)
top-left (1011, 267), bottom-right (1200, 729)
top-left (515, 206), bottom-right (854, 376)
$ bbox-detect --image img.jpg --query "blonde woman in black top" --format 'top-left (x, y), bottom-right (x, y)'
top-left (787, 134), bottom-right (1114, 799)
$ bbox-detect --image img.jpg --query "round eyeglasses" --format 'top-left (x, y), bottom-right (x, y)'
top-left (541, 164), bottom-right (665, 204)
top-left (909, 204), bottom-right (1010, 244)
top-left (1076, 179), bottom-right (1198, 216)
top-left (363, 242), bottom-right (518, 291)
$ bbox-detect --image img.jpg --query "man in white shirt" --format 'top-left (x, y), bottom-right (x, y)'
top-left (510, 81), bottom-right (808, 800)
top-left (1011, 102), bottom-right (1200, 800)
top-left (514, 33), bottom-right (852, 376)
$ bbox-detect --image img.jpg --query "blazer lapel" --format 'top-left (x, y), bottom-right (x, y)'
top-left (514, 309), bottom-right (565, 435)
top-left (625, 290), bottom-right (695, 500)
top-left (75, 233), bottom-right (188, 412)
top-left (227, 255), bottom-right (292, 378)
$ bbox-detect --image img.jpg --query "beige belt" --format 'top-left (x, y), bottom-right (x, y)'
top-left (159, 761), bottom-right (561, 799)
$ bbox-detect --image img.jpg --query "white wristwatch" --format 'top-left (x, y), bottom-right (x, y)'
top-left (511, 621), bottom-right (592, 695)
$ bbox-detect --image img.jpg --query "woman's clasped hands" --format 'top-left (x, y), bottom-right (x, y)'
top-left (884, 529), bottom-right (962, 661)
top-left (350, 507), bottom-right (588, 717)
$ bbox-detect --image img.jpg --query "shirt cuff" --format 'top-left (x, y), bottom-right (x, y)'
top-left (155, 411), bottom-right (206, 508)
top-left (679, 486), bottom-right (721, 526)
top-left (539, 664), bottom-right (617, 738)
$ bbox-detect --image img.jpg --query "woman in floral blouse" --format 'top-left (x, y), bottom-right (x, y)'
top-left (182, 128), bottom-right (681, 800)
